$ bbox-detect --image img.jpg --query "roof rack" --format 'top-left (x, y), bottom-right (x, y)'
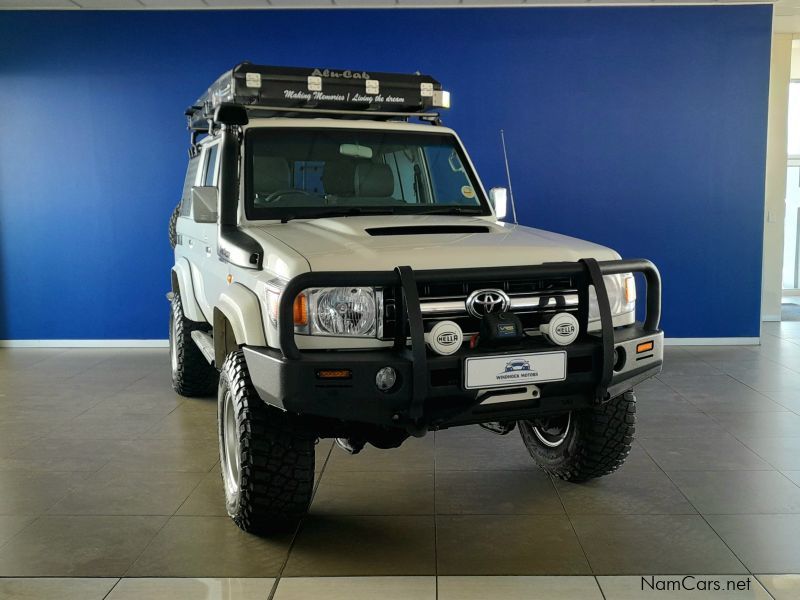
top-left (186, 62), bottom-right (449, 131)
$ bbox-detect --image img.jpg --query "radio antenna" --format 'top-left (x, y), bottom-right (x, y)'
top-left (500, 129), bottom-right (519, 224)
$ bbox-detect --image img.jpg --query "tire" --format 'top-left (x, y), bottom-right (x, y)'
top-left (218, 350), bottom-right (315, 533)
top-left (169, 292), bottom-right (218, 397)
top-left (168, 204), bottom-right (180, 249)
top-left (518, 391), bottom-right (636, 482)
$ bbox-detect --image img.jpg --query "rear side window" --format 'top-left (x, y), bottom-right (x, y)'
top-left (203, 145), bottom-right (219, 187)
top-left (180, 155), bottom-right (201, 216)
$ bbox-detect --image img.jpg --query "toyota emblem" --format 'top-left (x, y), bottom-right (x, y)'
top-left (466, 289), bottom-right (511, 318)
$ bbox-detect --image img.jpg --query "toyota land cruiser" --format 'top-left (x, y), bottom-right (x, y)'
top-left (168, 63), bottom-right (663, 533)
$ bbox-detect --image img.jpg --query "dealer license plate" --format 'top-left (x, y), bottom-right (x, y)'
top-left (464, 351), bottom-right (567, 390)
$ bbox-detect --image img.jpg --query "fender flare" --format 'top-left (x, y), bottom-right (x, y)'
top-left (213, 283), bottom-right (267, 365)
top-left (171, 258), bottom-right (205, 323)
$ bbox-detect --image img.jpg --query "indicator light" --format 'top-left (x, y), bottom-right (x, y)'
top-left (624, 276), bottom-right (637, 304)
top-left (293, 293), bottom-right (308, 326)
top-left (316, 369), bottom-right (351, 380)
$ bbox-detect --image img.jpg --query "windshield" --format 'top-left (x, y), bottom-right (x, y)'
top-left (243, 128), bottom-right (490, 221)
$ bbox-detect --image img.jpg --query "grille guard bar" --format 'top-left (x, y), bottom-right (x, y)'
top-left (277, 259), bottom-right (662, 416)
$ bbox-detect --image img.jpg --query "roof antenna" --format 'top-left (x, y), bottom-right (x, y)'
top-left (500, 129), bottom-right (519, 225)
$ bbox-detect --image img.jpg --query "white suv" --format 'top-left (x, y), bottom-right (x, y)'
top-left (169, 63), bottom-right (664, 534)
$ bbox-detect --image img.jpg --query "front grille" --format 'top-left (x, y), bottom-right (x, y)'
top-left (418, 277), bottom-right (574, 299)
top-left (381, 276), bottom-right (579, 340)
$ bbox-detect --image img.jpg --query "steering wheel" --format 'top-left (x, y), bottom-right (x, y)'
top-left (260, 189), bottom-right (315, 204)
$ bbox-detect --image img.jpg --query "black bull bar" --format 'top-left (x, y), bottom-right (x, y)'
top-left (272, 258), bottom-right (661, 431)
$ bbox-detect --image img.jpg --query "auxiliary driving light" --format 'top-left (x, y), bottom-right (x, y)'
top-left (540, 312), bottom-right (579, 346)
top-left (375, 367), bottom-right (397, 392)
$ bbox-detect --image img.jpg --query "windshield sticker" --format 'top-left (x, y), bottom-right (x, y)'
top-left (461, 186), bottom-right (475, 199)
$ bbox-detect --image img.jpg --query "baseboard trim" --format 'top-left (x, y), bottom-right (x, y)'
top-left (664, 337), bottom-right (760, 346)
top-left (0, 340), bottom-right (169, 348)
top-left (2, 337), bottom-right (761, 348)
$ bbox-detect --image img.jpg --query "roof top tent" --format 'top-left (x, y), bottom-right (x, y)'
top-left (185, 62), bottom-right (451, 131)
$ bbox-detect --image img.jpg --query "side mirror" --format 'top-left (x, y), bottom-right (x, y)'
top-left (191, 186), bottom-right (219, 223)
top-left (489, 187), bottom-right (508, 220)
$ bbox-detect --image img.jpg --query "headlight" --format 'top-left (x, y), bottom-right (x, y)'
top-left (307, 287), bottom-right (378, 337)
top-left (267, 285), bottom-right (380, 338)
top-left (588, 273), bottom-right (636, 321)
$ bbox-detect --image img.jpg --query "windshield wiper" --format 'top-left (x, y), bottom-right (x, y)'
top-left (418, 206), bottom-right (486, 216)
top-left (281, 207), bottom-right (396, 224)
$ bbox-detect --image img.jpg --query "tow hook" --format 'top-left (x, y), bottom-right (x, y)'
top-left (479, 421), bottom-right (517, 435)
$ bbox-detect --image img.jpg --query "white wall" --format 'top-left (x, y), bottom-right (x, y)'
top-left (762, 33), bottom-right (792, 321)
top-left (785, 46), bottom-right (800, 289)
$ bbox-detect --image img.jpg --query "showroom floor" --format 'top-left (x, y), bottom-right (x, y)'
top-left (1, 323), bottom-right (800, 599)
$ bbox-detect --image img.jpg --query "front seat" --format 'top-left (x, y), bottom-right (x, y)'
top-left (252, 156), bottom-right (291, 196)
top-left (322, 160), bottom-right (356, 197)
top-left (354, 163), bottom-right (394, 198)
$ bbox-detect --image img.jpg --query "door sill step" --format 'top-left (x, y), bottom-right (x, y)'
top-left (190, 330), bottom-right (215, 366)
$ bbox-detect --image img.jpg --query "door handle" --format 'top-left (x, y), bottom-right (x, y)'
top-left (205, 246), bottom-right (213, 255)
top-left (187, 239), bottom-right (194, 248)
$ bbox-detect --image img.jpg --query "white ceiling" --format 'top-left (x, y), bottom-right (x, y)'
top-left (3, 0), bottom-right (797, 33)
top-left (776, 1), bottom-right (800, 32)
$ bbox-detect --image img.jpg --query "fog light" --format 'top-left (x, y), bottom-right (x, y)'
top-left (613, 346), bottom-right (627, 372)
top-left (375, 367), bottom-right (397, 392)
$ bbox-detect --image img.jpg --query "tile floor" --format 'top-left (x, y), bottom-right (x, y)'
top-left (1, 321), bottom-right (800, 598)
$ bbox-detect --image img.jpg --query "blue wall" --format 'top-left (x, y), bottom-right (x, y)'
top-left (0, 6), bottom-right (772, 340)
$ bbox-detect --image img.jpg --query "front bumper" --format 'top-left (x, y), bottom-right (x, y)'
top-left (244, 258), bottom-right (663, 432)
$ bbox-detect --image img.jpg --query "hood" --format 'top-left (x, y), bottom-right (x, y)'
top-left (248, 215), bottom-right (620, 272)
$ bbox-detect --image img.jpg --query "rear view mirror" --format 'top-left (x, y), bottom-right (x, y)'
top-left (191, 186), bottom-right (218, 223)
top-left (489, 187), bottom-right (508, 220)
top-left (340, 143), bottom-right (373, 159)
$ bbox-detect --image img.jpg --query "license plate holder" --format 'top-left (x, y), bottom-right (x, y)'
top-left (464, 351), bottom-right (567, 390)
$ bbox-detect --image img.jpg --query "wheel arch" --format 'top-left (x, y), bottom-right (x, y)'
top-left (171, 258), bottom-right (205, 323)
top-left (213, 283), bottom-right (267, 366)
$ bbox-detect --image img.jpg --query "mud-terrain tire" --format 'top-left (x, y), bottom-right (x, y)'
top-left (168, 204), bottom-right (180, 249)
top-left (169, 292), bottom-right (218, 397)
top-left (518, 391), bottom-right (636, 482)
top-left (218, 350), bottom-right (315, 533)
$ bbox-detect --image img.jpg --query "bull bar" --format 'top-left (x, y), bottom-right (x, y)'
top-left (243, 258), bottom-right (663, 434)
